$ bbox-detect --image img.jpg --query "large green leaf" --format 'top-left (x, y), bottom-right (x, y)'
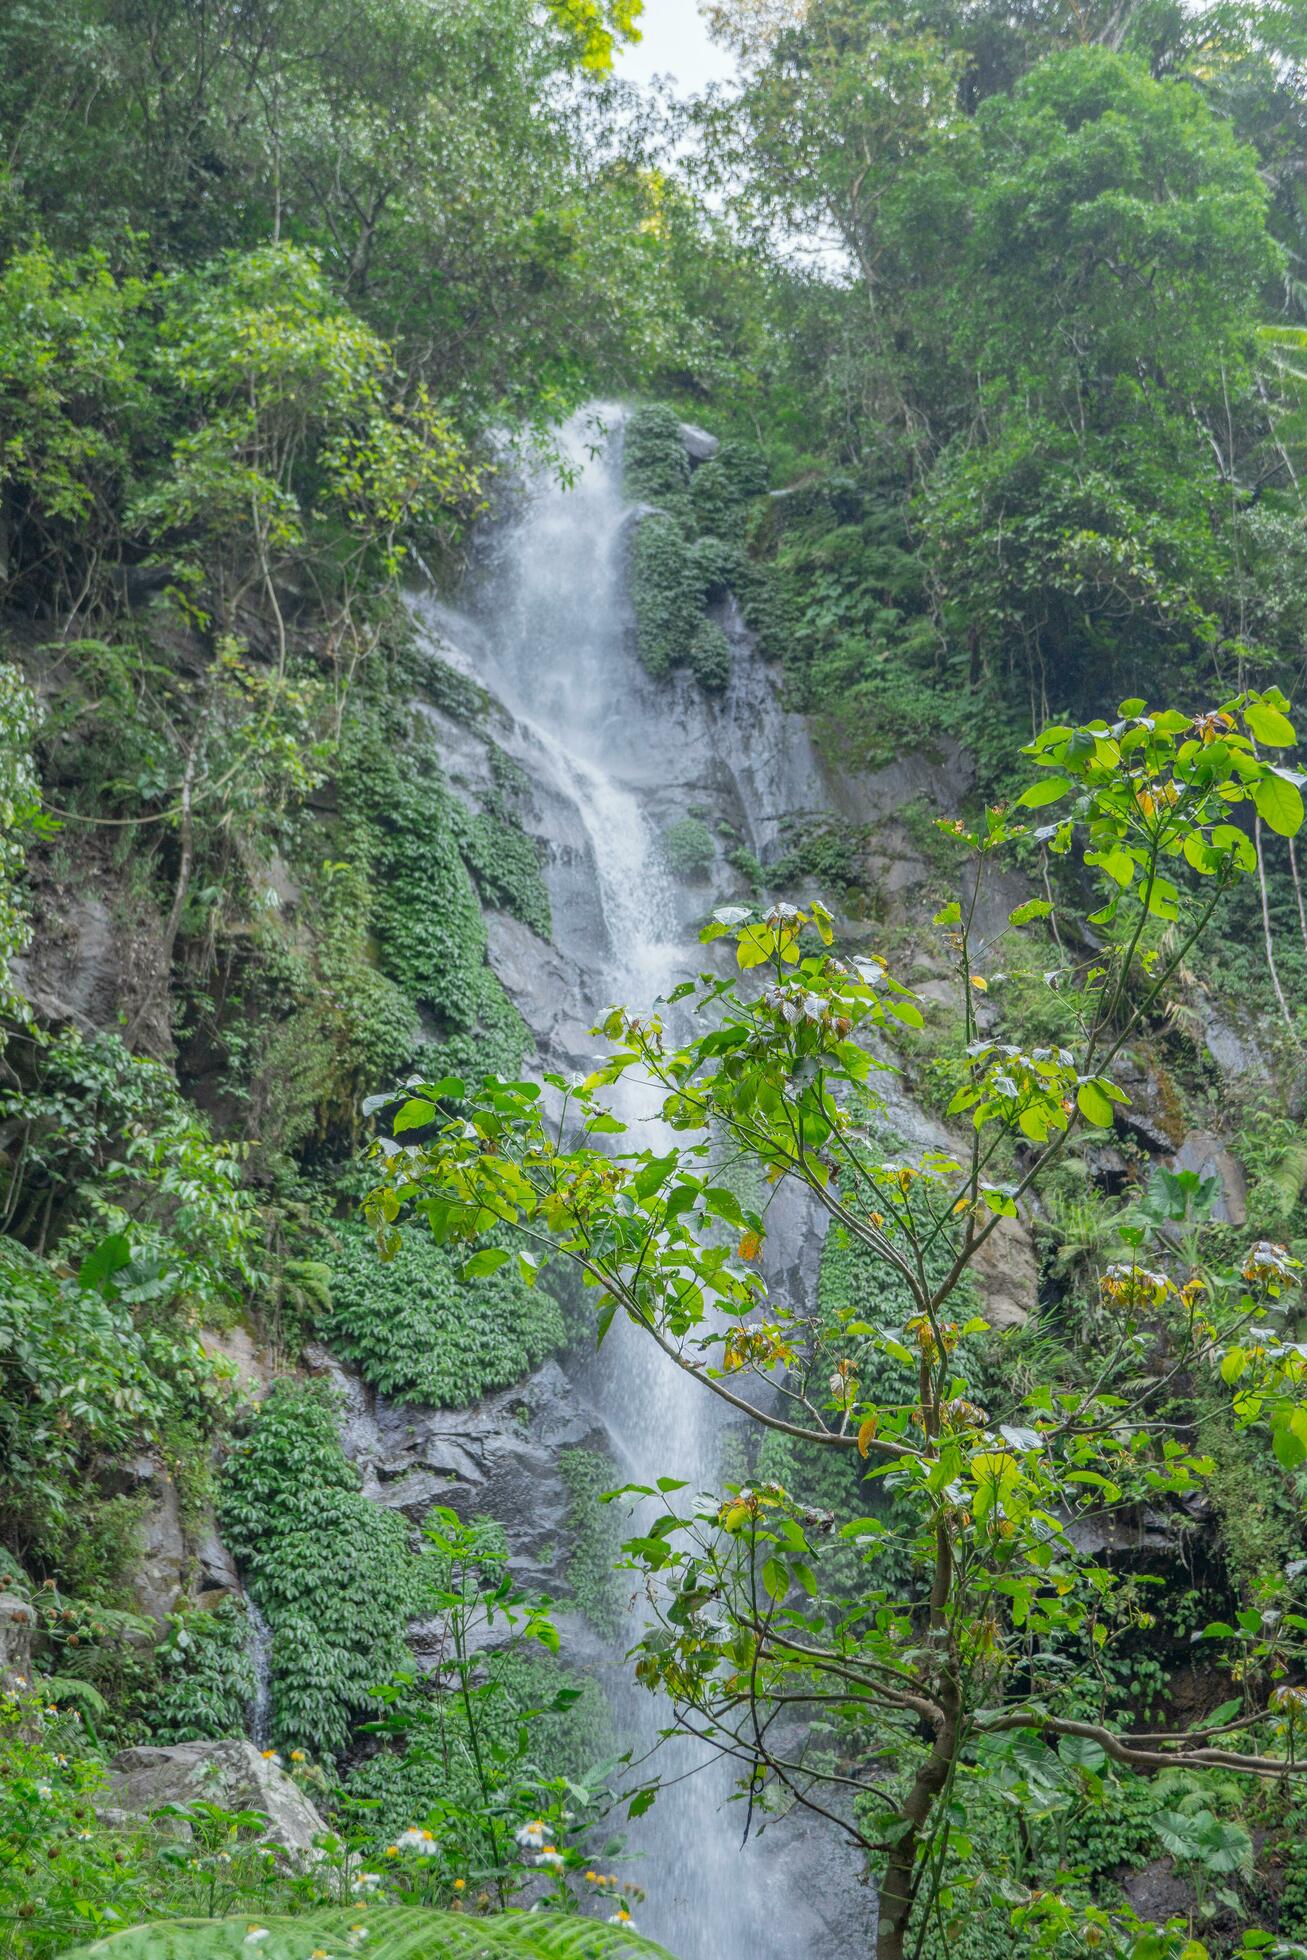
top-left (62, 1908), bottom-right (678, 1960)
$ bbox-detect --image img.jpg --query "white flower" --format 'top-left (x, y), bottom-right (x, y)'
top-left (244, 1932), bottom-right (271, 1947)
top-left (609, 1910), bottom-right (637, 1928)
top-left (35, 1783), bottom-right (51, 1800)
top-left (259, 1749), bottom-right (283, 1769)
top-left (536, 1847), bottom-right (565, 1870)
top-left (347, 1932), bottom-right (369, 1950)
top-left (350, 1871), bottom-right (382, 1893)
top-left (395, 1827), bottom-right (438, 1857)
top-left (514, 1818), bottom-right (547, 1850)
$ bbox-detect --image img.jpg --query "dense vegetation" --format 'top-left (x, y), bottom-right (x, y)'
top-left (3, 0), bottom-right (1307, 1955)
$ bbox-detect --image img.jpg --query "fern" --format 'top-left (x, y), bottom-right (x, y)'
top-left (42, 1674), bottom-right (109, 1722)
top-left (62, 1907), bottom-right (677, 1960)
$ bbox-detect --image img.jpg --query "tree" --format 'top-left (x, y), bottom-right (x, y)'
top-left (367, 693), bottom-right (1307, 1960)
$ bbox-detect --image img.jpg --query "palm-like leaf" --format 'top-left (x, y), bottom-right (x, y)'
top-left (61, 1907), bottom-right (678, 1960)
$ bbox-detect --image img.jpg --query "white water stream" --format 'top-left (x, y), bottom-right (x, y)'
top-left (410, 410), bottom-right (851, 1958)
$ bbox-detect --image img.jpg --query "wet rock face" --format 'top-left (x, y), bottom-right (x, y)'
top-left (971, 1212), bottom-right (1038, 1331)
top-left (104, 1740), bottom-right (326, 1859)
top-left (15, 838), bottom-right (172, 1057)
top-left (304, 1346), bottom-right (612, 1602)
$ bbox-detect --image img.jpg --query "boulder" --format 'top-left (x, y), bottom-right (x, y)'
top-left (1169, 1129), bottom-right (1247, 1226)
top-left (197, 1324), bottom-right (274, 1395)
top-left (678, 421), bottom-right (719, 464)
top-left (103, 1741), bottom-right (326, 1859)
top-left (133, 1467), bottom-right (187, 1623)
top-left (0, 1593), bottom-right (35, 1688)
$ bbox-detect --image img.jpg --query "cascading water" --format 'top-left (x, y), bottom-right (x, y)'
top-left (409, 409), bottom-right (863, 1958)
top-left (246, 1596), bottom-right (274, 1750)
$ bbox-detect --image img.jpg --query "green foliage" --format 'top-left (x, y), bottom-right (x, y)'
top-left (148, 1601), bottom-right (257, 1746)
top-left (369, 701), bottom-right (1307, 1960)
top-left (629, 515), bottom-right (704, 682)
top-left (660, 816), bottom-right (715, 881)
top-left (218, 1382), bottom-right (419, 1756)
top-left (0, 1236), bottom-right (233, 1563)
top-left (345, 1510), bottom-right (622, 1908)
top-left (622, 405), bottom-right (691, 514)
top-left (322, 1221), bottom-right (563, 1406)
top-left (0, 1026), bottom-right (256, 1311)
top-left (344, 721), bottom-right (528, 1085)
top-left (59, 1908), bottom-right (675, 1959)
top-left (0, 242), bottom-right (473, 626)
top-left (769, 815), bottom-right (869, 898)
top-left (451, 750), bottom-right (552, 941)
top-left (687, 618), bottom-right (730, 693)
top-left (0, 1690), bottom-right (154, 1953)
top-left (558, 1450), bottom-right (625, 1638)
top-left (0, 663), bottom-right (42, 1037)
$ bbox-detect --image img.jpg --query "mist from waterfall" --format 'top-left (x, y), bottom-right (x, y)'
top-left (412, 408), bottom-right (845, 1960)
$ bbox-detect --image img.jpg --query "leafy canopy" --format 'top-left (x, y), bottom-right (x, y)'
top-left (365, 692), bottom-right (1307, 1960)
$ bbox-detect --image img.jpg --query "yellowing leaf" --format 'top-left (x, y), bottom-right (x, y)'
top-left (1245, 698), bottom-right (1296, 748)
top-left (737, 1231), bottom-right (762, 1261)
top-left (857, 1417), bottom-right (878, 1459)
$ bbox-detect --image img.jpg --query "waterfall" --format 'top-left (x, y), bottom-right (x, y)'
top-left (246, 1595), bottom-right (273, 1750)
top-left (408, 409), bottom-right (859, 1959)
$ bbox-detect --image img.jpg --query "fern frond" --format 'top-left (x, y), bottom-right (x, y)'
top-left (62, 1906), bottom-right (679, 1960)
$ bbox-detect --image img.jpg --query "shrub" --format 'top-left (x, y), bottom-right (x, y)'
top-left (321, 1222), bottom-right (563, 1406)
top-left (0, 1238), bottom-right (229, 1564)
top-left (0, 1027), bottom-right (256, 1315)
top-left (622, 402), bottom-right (691, 512)
top-left (148, 1598), bottom-right (256, 1744)
top-left (661, 816), bottom-right (715, 881)
top-left (688, 617), bottom-right (731, 692)
top-left (345, 726), bottom-right (529, 1085)
top-left (630, 513), bottom-right (704, 680)
top-left (218, 1381), bottom-right (419, 1756)
top-left (450, 749), bottom-right (551, 940)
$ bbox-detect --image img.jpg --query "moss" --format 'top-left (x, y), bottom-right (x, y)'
top-left (321, 1220), bottom-right (564, 1406)
top-left (769, 814), bottom-right (869, 897)
top-left (689, 443), bottom-right (768, 534)
top-left (692, 534), bottom-right (744, 600)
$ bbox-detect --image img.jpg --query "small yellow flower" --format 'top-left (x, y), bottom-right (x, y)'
top-left (290, 1749), bottom-right (306, 1763)
top-left (453, 1879), bottom-right (465, 1892)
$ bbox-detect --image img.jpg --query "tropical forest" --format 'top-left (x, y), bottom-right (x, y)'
top-left (5, 1), bottom-right (1307, 1956)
